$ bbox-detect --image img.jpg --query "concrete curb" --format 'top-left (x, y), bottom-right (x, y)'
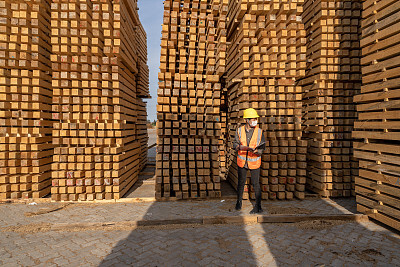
top-left (0, 196), bottom-right (243, 204)
top-left (6, 214), bottom-right (368, 233)
top-left (257, 214), bottom-right (369, 223)
top-left (0, 195), bottom-right (344, 204)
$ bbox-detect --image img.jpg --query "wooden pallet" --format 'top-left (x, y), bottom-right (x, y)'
top-left (353, 0), bottom-right (400, 231)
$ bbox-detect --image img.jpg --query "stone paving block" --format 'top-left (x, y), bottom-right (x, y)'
top-left (99, 258), bottom-right (121, 267)
top-left (84, 256), bottom-right (103, 265)
top-left (51, 257), bottom-right (70, 266)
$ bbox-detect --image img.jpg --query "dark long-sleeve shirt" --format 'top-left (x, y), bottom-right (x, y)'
top-left (233, 126), bottom-right (265, 169)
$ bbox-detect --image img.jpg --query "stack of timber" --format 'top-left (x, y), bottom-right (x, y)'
top-left (51, 0), bottom-right (149, 201)
top-left (156, 0), bottom-right (227, 200)
top-left (225, 0), bottom-right (308, 200)
top-left (133, 14), bottom-right (150, 173)
top-left (137, 98), bottom-right (148, 169)
top-left (301, 0), bottom-right (362, 197)
top-left (215, 0), bottom-right (229, 186)
top-left (353, 0), bottom-right (400, 231)
top-left (0, 0), bottom-right (53, 199)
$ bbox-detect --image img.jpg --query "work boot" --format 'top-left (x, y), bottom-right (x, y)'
top-left (235, 200), bottom-right (242, 211)
top-left (250, 205), bottom-right (263, 214)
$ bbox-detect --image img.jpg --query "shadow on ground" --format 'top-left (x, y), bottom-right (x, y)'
top-left (98, 160), bottom-right (400, 267)
top-left (97, 196), bottom-right (400, 266)
top-left (99, 130), bottom-right (400, 265)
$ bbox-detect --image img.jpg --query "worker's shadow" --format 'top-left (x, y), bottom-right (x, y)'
top-left (98, 198), bottom-right (260, 266)
top-left (99, 142), bottom-right (400, 265)
top-left (256, 197), bottom-right (400, 266)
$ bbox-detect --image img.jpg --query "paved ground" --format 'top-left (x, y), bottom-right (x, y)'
top-left (1, 197), bottom-right (400, 266)
top-left (1, 216), bottom-right (399, 267)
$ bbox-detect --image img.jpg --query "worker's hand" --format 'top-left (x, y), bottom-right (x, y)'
top-left (239, 145), bottom-right (251, 151)
top-left (252, 149), bottom-right (261, 155)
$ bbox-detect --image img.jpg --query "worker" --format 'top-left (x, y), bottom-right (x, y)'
top-left (233, 108), bottom-right (265, 214)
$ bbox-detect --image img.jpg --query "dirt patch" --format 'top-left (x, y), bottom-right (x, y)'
top-left (0, 222), bottom-right (212, 234)
top-left (23, 202), bottom-right (123, 217)
top-left (1, 223), bottom-right (53, 234)
top-left (342, 248), bottom-right (384, 263)
top-left (291, 220), bottom-right (352, 230)
top-left (361, 249), bottom-right (383, 257)
top-left (266, 205), bottom-right (312, 215)
top-left (215, 236), bottom-right (231, 250)
top-left (218, 201), bottom-right (237, 212)
top-left (318, 240), bottom-right (333, 247)
top-left (1, 221), bottom-right (253, 234)
top-left (137, 223), bottom-right (206, 231)
top-left (382, 232), bottom-right (400, 246)
top-left (24, 203), bottom-right (72, 217)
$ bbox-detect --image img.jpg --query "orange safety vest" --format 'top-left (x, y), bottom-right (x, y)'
top-left (237, 125), bottom-right (262, 169)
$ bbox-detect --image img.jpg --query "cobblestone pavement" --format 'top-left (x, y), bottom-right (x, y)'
top-left (0, 198), bottom-right (357, 228)
top-left (1, 219), bottom-right (399, 267)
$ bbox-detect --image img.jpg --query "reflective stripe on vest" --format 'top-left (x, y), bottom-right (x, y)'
top-left (237, 126), bottom-right (262, 169)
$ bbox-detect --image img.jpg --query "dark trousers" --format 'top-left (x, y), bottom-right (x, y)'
top-left (237, 167), bottom-right (261, 206)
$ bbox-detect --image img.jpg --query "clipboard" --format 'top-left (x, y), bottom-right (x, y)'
top-left (248, 142), bottom-right (266, 151)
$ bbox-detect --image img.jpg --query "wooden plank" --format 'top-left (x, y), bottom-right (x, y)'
top-left (354, 142), bottom-right (400, 156)
top-left (355, 185), bottom-right (400, 210)
top-left (354, 88), bottom-right (400, 103)
top-left (356, 194), bottom-right (400, 220)
top-left (357, 204), bottom-right (400, 231)
top-left (353, 131), bottom-right (400, 141)
top-left (354, 150), bottom-right (400, 166)
top-left (356, 176), bottom-right (400, 198)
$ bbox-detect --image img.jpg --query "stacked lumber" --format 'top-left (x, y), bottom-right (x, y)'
top-left (353, 0), bottom-right (400, 231)
top-left (137, 99), bottom-right (148, 170)
top-left (216, 0), bottom-right (229, 185)
top-left (134, 17), bottom-right (150, 173)
top-left (156, 0), bottom-right (227, 200)
top-left (0, 0), bottom-right (53, 199)
top-left (51, 0), bottom-right (149, 201)
top-left (225, 0), bottom-right (308, 200)
top-left (301, 0), bottom-right (362, 197)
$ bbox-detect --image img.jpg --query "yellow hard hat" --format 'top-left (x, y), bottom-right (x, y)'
top-left (243, 108), bottom-right (259, 119)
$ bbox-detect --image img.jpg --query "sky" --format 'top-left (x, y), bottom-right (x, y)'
top-left (137, 0), bottom-right (164, 122)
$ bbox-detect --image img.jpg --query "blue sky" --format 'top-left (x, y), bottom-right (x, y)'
top-left (138, 0), bottom-right (163, 122)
